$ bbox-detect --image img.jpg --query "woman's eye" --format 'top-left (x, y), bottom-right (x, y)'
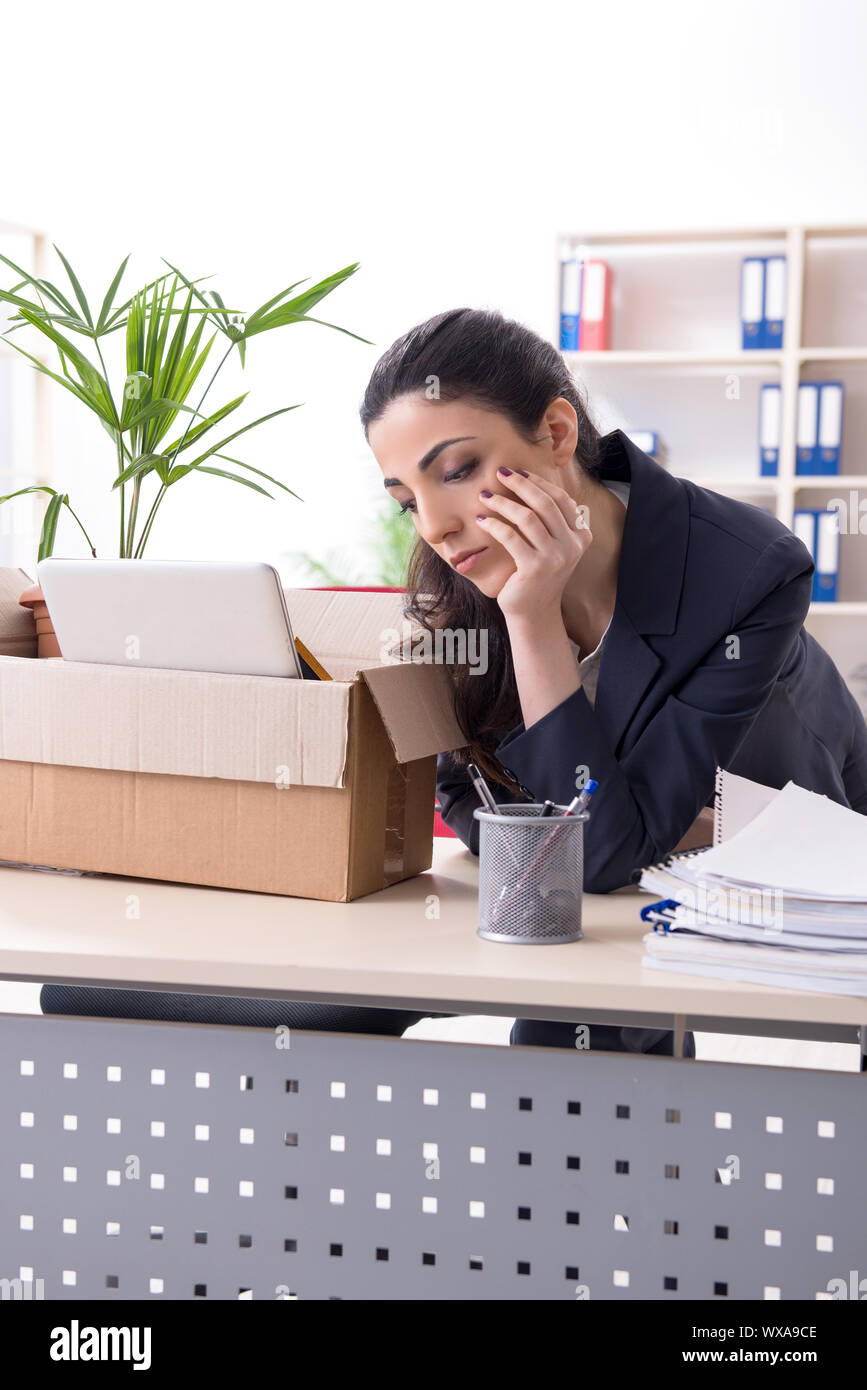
top-left (397, 460), bottom-right (478, 516)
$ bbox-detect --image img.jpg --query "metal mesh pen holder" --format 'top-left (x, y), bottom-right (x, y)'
top-left (473, 804), bottom-right (590, 944)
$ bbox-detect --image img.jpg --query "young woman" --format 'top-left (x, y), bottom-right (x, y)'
top-left (42, 307), bottom-right (867, 1056)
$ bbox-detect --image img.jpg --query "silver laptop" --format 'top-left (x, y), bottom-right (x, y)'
top-left (37, 558), bottom-right (304, 678)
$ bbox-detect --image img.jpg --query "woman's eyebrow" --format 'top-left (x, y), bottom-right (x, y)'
top-left (382, 436), bottom-right (477, 488)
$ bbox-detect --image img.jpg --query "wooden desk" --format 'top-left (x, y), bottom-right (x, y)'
top-left (0, 840), bottom-right (865, 1302)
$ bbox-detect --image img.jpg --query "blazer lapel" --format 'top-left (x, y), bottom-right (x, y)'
top-left (592, 431), bottom-right (690, 754)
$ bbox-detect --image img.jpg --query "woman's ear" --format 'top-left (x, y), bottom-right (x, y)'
top-left (543, 398), bottom-right (580, 463)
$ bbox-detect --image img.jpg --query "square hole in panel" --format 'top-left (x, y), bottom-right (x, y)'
top-left (63, 1219), bottom-right (76, 1235)
top-left (375, 1192), bottom-right (391, 1210)
top-left (106, 1222), bottom-right (120, 1237)
top-left (19, 1215), bottom-right (34, 1231)
top-left (764, 1229), bottom-right (782, 1246)
top-left (195, 1125), bottom-right (209, 1142)
top-left (664, 1276), bottom-right (678, 1291)
top-left (285, 1079), bottom-right (299, 1093)
top-left (106, 1066), bottom-right (121, 1082)
top-left (566, 1212), bottom-right (580, 1226)
top-left (616, 1105), bottom-right (630, 1119)
top-left (149, 1278), bottom-right (164, 1294)
top-left (63, 1115), bottom-right (77, 1131)
top-left (150, 1069), bottom-right (165, 1086)
top-left (240, 1076), bottom-right (253, 1091)
top-left (518, 1207), bottom-right (531, 1220)
top-left (63, 1063), bottom-right (77, 1079)
top-left (240, 1128), bottom-right (254, 1145)
top-left (714, 1111), bottom-right (732, 1129)
top-left (566, 1266), bottom-right (580, 1281)
top-left (664, 1220), bottom-right (679, 1235)
top-left (331, 1081), bottom-right (347, 1099)
top-left (764, 1287), bottom-right (781, 1299)
top-left (105, 1275), bottom-right (119, 1289)
top-left (818, 1120), bottom-right (835, 1138)
top-left (19, 1112), bottom-right (34, 1127)
top-left (469, 1257), bottom-right (483, 1271)
top-left (470, 1147), bottom-right (485, 1164)
top-left (330, 1189), bottom-right (344, 1205)
top-left (284, 1239), bottom-right (297, 1253)
top-left (283, 1133), bottom-right (298, 1147)
top-left (62, 1270), bottom-right (76, 1286)
top-left (567, 1156), bottom-right (580, 1171)
top-left (20, 1060), bottom-right (34, 1076)
top-left (195, 1072), bottom-right (210, 1088)
top-left (423, 1089), bottom-right (439, 1106)
top-left (567, 1101), bottom-right (581, 1115)
top-left (422, 1253), bottom-right (436, 1266)
top-left (376, 1249), bottom-right (389, 1262)
top-left (330, 1135), bottom-right (345, 1152)
top-left (376, 1085), bottom-right (391, 1103)
top-left (150, 1226), bottom-right (164, 1240)
top-left (765, 1172), bottom-right (782, 1190)
top-left (817, 1177), bottom-right (835, 1195)
top-left (517, 1261), bottom-right (531, 1275)
top-left (20, 1163), bottom-right (34, 1180)
top-left (470, 1092), bottom-right (486, 1109)
top-left (613, 1270), bottom-right (629, 1288)
top-left (817, 1235), bottom-right (834, 1252)
top-left (665, 1109), bottom-right (680, 1123)
top-left (194, 1177), bottom-right (208, 1194)
top-left (194, 1284), bottom-right (207, 1297)
top-left (63, 1167), bottom-right (77, 1183)
top-left (239, 1181), bottom-right (254, 1198)
top-left (285, 1187), bottom-right (298, 1200)
top-left (151, 1121), bottom-right (166, 1138)
top-left (239, 1235), bottom-right (252, 1248)
top-left (151, 1174), bottom-right (165, 1190)
top-left (107, 1118), bottom-right (121, 1135)
top-left (714, 1226), bottom-right (729, 1240)
top-left (714, 1282), bottom-right (728, 1296)
top-left (469, 1200), bottom-right (485, 1218)
top-left (422, 1196), bottom-right (437, 1214)
top-left (376, 1139), bottom-right (391, 1156)
top-left (194, 1232), bottom-right (207, 1244)
top-left (766, 1116), bottom-right (783, 1134)
top-left (614, 1214), bottom-right (629, 1232)
top-left (615, 1160), bottom-right (629, 1175)
top-left (106, 1170), bottom-right (121, 1187)
top-left (664, 1164), bottom-right (679, 1179)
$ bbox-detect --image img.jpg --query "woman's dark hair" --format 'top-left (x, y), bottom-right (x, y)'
top-left (359, 307), bottom-right (604, 799)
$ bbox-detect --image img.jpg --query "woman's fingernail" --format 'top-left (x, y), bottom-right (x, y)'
top-left (479, 489), bottom-right (492, 498)
top-left (476, 514), bottom-right (487, 521)
top-left (498, 466), bottom-right (512, 476)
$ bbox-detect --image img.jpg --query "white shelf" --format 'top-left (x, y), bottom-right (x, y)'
top-left (554, 223), bottom-right (867, 698)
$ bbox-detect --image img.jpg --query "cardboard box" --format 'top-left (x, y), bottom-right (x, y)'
top-left (0, 571), bottom-right (467, 901)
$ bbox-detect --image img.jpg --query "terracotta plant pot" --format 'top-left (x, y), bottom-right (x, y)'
top-left (18, 583), bottom-right (61, 658)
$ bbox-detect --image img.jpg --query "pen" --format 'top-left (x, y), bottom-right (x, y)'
top-left (538, 800), bottom-right (556, 818)
top-left (467, 762), bottom-right (501, 815)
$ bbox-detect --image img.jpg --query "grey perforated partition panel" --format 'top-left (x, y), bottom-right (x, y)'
top-left (1, 1012), bottom-right (864, 1301)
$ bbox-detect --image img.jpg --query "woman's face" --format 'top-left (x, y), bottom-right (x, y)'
top-left (368, 394), bottom-right (560, 597)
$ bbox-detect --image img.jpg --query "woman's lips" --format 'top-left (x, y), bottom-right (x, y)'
top-left (456, 548), bottom-right (488, 574)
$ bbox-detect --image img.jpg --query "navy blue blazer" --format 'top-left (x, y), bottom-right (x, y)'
top-left (437, 429), bottom-right (867, 893)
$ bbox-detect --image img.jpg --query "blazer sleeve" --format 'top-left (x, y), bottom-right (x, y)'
top-left (490, 532), bottom-right (815, 894)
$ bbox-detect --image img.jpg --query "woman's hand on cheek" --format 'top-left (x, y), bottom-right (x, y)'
top-left (476, 468), bottom-right (592, 624)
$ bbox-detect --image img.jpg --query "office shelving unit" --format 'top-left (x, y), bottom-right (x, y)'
top-left (0, 218), bottom-right (52, 572)
top-left (555, 223), bottom-right (867, 713)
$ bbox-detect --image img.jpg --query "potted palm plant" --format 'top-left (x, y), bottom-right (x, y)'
top-left (0, 246), bottom-right (369, 654)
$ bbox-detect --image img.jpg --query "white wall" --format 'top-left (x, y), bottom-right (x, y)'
top-left (3, 0), bottom-right (867, 580)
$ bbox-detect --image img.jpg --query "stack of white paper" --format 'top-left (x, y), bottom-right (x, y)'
top-left (639, 780), bottom-right (867, 996)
